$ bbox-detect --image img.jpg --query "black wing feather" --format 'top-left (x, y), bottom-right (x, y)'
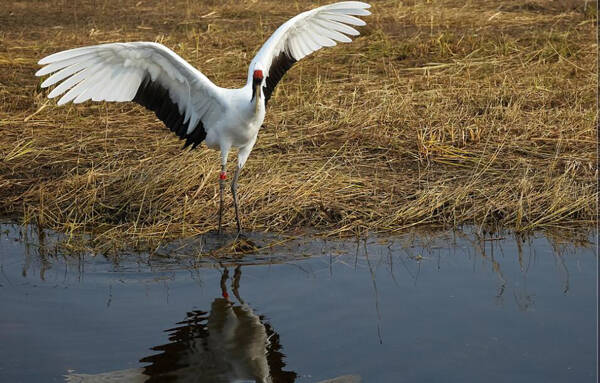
top-left (133, 76), bottom-right (207, 149)
top-left (263, 51), bottom-right (297, 106)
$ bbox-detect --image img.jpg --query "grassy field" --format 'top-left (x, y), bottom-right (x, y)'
top-left (0, 0), bottom-right (597, 250)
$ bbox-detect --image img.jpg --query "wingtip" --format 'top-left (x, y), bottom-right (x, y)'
top-left (38, 56), bottom-right (53, 65)
top-left (47, 87), bottom-right (63, 99)
top-left (40, 77), bottom-right (53, 88)
top-left (359, 2), bottom-right (372, 12)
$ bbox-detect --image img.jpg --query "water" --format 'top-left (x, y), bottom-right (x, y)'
top-left (0, 224), bottom-right (596, 383)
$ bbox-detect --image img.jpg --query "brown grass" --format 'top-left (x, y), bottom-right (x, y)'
top-left (0, 0), bottom-right (597, 251)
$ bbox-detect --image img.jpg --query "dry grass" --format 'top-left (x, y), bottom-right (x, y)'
top-left (0, 0), bottom-right (597, 251)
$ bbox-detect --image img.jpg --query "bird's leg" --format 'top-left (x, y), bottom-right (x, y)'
top-left (232, 265), bottom-right (244, 304)
top-left (218, 163), bottom-right (227, 235)
top-left (231, 166), bottom-right (242, 235)
top-left (220, 266), bottom-right (229, 300)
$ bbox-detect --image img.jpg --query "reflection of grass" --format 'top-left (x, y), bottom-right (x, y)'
top-left (0, 0), bottom-right (597, 250)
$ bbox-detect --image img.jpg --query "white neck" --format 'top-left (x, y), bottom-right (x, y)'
top-left (253, 83), bottom-right (262, 114)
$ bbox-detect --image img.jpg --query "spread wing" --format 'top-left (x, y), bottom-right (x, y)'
top-left (36, 42), bottom-right (225, 148)
top-left (248, 1), bottom-right (370, 105)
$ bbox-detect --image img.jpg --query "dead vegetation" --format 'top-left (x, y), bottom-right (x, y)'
top-left (0, 0), bottom-right (597, 251)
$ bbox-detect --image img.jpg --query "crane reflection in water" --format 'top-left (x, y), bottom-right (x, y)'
top-left (66, 265), bottom-right (359, 383)
top-left (140, 265), bottom-right (297, 383)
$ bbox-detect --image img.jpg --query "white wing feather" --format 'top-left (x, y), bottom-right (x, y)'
top-left (248, 1), bottom-right (370, 84)
top-left (36, 42), bottom-right (224, 136)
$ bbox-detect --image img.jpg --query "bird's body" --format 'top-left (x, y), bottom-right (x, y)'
top-left (202, 86), bottom-right (264, 163)
top-left (36, 1), bottom-right (371, 234)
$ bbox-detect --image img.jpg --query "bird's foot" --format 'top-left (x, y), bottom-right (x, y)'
top-left (231, 235), bottom-right (258, 253)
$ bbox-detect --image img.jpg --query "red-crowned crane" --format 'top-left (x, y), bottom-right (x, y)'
top-left (35, 1), bottom-right (371, 235)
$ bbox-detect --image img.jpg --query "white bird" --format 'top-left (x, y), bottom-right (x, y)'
top-left (35, 1), bottom-right (371, 235)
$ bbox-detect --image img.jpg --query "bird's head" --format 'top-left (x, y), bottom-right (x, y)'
top-left (253, 69), bottom-right (263, 84)
top-left (251, 69), bottom-right (264, 103)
